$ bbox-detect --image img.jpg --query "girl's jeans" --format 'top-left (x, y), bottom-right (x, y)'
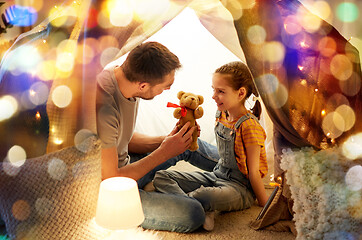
top-left (130, 138), bottom-right (220, 189)
top-left (129, 139), bottom-right (219, 232)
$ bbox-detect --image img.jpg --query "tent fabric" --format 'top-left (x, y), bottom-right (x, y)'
top-left (0, 0), bottom-right (361, 237)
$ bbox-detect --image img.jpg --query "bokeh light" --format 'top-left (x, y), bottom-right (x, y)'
top-left (334, 105), bottom-right (356, 132)
top-left (76, 42), bottom-right (95, 65)
top-left (345, 165), bottom-right (362, 191)
top-left (339, 72), bottom-right (361, 97)
top-left (261, 41), bottom-right (285, 63)
top-left (342, 133), bottom-right (362, 160)
top-left (247, 25), bottom-right (266, 45)
top-left (302, 0), bottom-right (331, 21)
top-left (99, 35), bottom-right (119, 52)
top-left (256, 74), bottom-right (279, 94)
top-left (51, 85), bottom-right (73, 108)
top-left (12, 200), bottom-right (31, 221)
top-left (49, 5), bottom-right (77, 28)
top-left (221, 0), bottom-right (243, 20)
top-left (97, 9), bottom-right (113, 29)
top-left (7, 145), bottom-right (26, 167)
top-left (326, 93), bottom-right (349, 112)
top-left (297, 6), bottom-right (322, 33)
top-left (322, 112), bottom-right (344, 139)
top-left (0, 95), bottom-right (18, 121)
top-left (47, 158), bottom-right (68, 180)
top-left (11, 45), bottom-right (42, 74)
top-left (35, 197), bottom-right (53, 217)
top-left (283, 15), bottom-right (302, 35)
top-left (318, 36), bottom-right (337, 57)
top-left (109, 1), bottom-right (133, 27)
top-left (336, 2), bottom-right (359, 23)
top-left (74, 129), bottom-right (95, 152)
top-left (349, 37), bottom-right (362, 64)
top-left (330, 54), bottom-right (353, 81)
top-left (29, 82), bottom-right (49, 106)
top-left (100, 47), bottom-right (120, 68)
top-left (56, 52), bottom-right (75, 73)
top-left (36, 60), bottom-right (56, 81)
top-left (238, 0), bottom-right (256, 9)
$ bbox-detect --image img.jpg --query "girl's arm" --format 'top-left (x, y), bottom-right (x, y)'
top-left (246, 145), bottom-right (269, 206)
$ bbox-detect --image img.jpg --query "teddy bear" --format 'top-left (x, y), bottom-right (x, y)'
top-left (167, 91), bottom-right (204, 151)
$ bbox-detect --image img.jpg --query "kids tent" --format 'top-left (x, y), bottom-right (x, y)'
top-left (0, 0), bottom-right (361, 239)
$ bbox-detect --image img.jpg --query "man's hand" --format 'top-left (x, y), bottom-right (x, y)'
top-left (160, 122), bottom-right (196, 159)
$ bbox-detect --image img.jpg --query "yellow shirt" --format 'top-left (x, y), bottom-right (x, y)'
top-left (217, 111), bottom-right (268, 178)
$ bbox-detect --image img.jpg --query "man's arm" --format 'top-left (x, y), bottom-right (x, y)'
top-left (128, 132), bottom-right (166, 154)
top-left (101, 122), bottom-right (195, 181)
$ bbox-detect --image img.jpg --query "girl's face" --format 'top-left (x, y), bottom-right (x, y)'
top-left (212, 73), bottom-right (244, 112)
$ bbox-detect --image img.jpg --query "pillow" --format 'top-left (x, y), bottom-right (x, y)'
top-left (0, 135), bottom-right (104, 240)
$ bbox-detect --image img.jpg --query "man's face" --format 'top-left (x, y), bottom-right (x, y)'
top-left (137, 71), bottom-right (175, 100)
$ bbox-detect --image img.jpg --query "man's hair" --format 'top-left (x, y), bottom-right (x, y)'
top-left (121, 42), bottom-right (181, 85)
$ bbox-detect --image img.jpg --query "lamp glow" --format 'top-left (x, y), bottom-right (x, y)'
top-left (95, 177), bottom-right (144, 230)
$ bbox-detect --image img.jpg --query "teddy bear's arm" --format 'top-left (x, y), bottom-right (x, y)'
top-left (173, 108), bottom-right (182, 119)
top-left (194, 106), bottom-right (204, 119)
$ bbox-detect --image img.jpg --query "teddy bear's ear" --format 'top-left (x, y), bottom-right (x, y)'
top-left (177, 91), bottom-right (185, 100)
top-left (198, 95), bottom-right (204, 105)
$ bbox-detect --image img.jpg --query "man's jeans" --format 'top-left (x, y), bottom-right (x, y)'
top-left (130, 139), bottom-right (219, 232)
top-left (139, 190), bottom-right (205, 232)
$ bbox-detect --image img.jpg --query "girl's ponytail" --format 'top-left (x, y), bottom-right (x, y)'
top-left (251, 98), bottom-right (262, 120)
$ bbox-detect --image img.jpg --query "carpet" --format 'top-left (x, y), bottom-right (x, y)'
top-left (148, 161), bottom-right (296, 240)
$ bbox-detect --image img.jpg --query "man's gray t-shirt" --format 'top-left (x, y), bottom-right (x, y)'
top-left (96, 65), bottom-right (139, 167)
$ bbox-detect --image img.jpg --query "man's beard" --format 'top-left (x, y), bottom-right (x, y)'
top-left (133, 91), bottom-right (155, 100)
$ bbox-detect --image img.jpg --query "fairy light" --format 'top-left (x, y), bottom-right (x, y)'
top-left (315, 88), bottom-right (319, 92)
top-left (35, 111), bottom-right (41, 120)
top-left (298, 65), bottom-right (304, 71)
top-left (321, 109), bottom-right (326, 116)
top-left (300, 79), bottom-right (307, 86)
top-left (29, 90), bottom-right (36, 96)
top-left (54, 138), bottom-right (63, 145)
top-left (300, 41), bottom-right (308, 48)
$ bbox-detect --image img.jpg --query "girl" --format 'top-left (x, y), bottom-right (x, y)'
top-left (153, 61), bottom-right (269, 231)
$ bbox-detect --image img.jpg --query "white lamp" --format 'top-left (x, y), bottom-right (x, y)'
top-left (95, 177), bottom-right (145, 230)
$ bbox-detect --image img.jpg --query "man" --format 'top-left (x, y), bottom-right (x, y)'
top-left (96, 41), bottom-right (218, 232)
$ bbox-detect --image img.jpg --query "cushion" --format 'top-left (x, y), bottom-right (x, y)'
top-left (280, 147), bottom-right (361, 240)
top-left (0, 135), bottom-right (105, 240)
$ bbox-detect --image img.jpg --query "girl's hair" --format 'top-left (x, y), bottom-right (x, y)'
top-left (214, 61), bottom-right (262, 119)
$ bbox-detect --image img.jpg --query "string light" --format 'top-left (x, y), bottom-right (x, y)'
top-left (53, 138), bottom-right (63, 145)
top-left (300, 41), bottom-right (308, 48)
top-left (35, 111), bottom-right (41, 120)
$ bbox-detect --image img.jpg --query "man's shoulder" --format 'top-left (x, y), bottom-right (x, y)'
top-left (97, 66), bottom-right (117, 97)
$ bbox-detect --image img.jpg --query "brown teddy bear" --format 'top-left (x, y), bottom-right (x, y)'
top-left (167, 91), bottom-right (204, 151)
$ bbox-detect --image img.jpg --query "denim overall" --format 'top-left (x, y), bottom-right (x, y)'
top-left (213, 110), bottom-right (257, 191)
top-left (153, 111), bottom-right (257, 213)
